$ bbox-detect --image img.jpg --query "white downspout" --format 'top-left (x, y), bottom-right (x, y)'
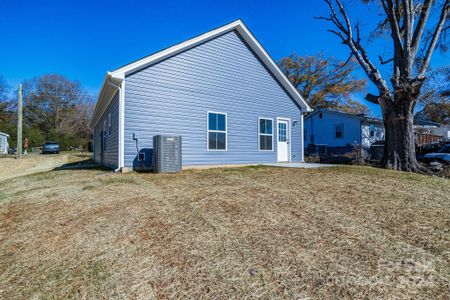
top-left (105, 79), bottom-right (123, 173)
top-left (300, 113), bottom-right (305, 162)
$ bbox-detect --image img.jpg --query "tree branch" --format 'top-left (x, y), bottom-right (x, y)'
top-left (333, 53), bottom-right (353, 68)
top-left (378, 55), bottom-right (394, 65)
top-left (411, 0), bottom-right (433, 55)
top-left (319, 0), bottom-right (392, 98)
top-left (418, 0), bottom-right (449, 79)
top-left (382, 0), bottom-right (404, 53)
top-left (402, 0), bottom-right (413, 77)
top-left (365, 93), bottom-right (381, 105)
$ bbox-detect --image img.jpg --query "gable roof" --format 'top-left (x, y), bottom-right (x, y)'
top-left (0, 132), bottom-right (9, 138)
top-left (91, 19), bottom-right (311, 127)
top-left (305, 109), bottom-right (383, 124)
top-left (414, 119), bottom-right (442, 127)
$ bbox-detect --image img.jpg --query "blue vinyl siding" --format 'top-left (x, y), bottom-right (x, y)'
top-left (124, 30), bottom-right (302, 169)
top-left (304, 111), bottom-right (362, 148)
top-left (93, 92), bottom-right (119, 169)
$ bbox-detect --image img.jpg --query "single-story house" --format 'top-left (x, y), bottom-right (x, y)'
top-left (414, 119), bottom-right (450, 144)
top-left (0, 132), bottom-right (9, 154)
top-left (90, 20), bottom-right (311, 171)
top-left (304, 109), bottom-right (385, 155)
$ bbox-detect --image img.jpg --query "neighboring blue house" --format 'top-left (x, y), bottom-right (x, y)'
top-left (304, 110), bottom-right (385, 154)
top-left (90, 20), bottom-right (311, 171)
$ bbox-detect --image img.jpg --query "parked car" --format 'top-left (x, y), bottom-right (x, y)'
top-left (42, 142), bottom-right (60, 154)
top-left (8, 147), bottom-right (16, 155)
top-left (424, 145), bottom-right (450, 164)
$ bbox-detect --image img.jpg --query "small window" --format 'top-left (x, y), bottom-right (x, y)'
top-left (319, 112), bottom-right (323, 119)
top-left (335, 124), bottom-right (344, 139)
top-left (259, 118), bottom-right (273, 151)
top-left (108, 114), bottom-right (112, 136)
top-left (138, 152), bottom-right (145, 161)
top-left (207, 112), bottom-right (227, 150)
top-left (103, 120), bottom-right (107, 137)
top-left (102, 121), bottom-right (107, 151)
top-left (369, 123), bottom-right (375, 137)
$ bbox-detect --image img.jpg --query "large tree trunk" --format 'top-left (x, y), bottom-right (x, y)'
top-left (380, 94), bottom-right (423, 172)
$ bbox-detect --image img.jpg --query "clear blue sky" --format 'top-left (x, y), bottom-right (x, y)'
top-left (1, 0), bottom-right (448, 115)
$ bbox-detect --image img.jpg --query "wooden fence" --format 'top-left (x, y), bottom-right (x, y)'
top-left (415, 133), bottom-right (443, 146)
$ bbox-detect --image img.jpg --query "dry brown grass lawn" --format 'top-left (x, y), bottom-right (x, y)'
top-left (0, 156), bottom-right (449, 299)
top-left (0, 153), bottom-right (89, 181)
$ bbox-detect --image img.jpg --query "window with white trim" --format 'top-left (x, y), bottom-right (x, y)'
top-left (103, 120), bottom-right (107, 150)
top-left (369, 123), bottom-right (375, 137)
top-left (207, 112), bottom-right (227, 150)
top-left (335, 124), bottom-right (344, 139)
top-left (259, 118), bottom-right (273, 151)
top-left (108, 114), bottom-right (112, 136)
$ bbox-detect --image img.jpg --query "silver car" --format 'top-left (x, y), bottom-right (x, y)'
top-left (42, 141), bottom-right (60, 154)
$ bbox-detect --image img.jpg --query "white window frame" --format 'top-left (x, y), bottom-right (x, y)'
top-left (207, 111), bottom-right (227, 151)
top-left (102, 120), bottom-right (107, 151)
top-left (369, 123), bottom-right (375, 137)
top-left (258, 117), bottom-right (274, 151)
top-left (335, 123), bottom-right (344, 139)
top-left (108, 113), bottom-right (112, 136)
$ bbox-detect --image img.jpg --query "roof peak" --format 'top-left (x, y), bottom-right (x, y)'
top-left (91, 19), bottom-right (311, 127)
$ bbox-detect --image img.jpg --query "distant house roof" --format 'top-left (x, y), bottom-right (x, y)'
top-left (305, 109), bottom-right (383, 124)
top-left (91, 19), bottom-right (311, 127)
top-left (413, 119), bottom-right (442, 127)
top-left (0, 132), bottom-right (9, 138)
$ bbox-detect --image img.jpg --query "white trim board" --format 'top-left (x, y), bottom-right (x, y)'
top-left (90, 19), bottom-right (311, 128)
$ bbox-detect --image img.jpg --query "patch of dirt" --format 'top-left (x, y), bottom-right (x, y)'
top-left (0, 153), bottom-right (90, 181)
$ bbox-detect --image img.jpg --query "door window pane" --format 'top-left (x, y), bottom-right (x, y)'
top-left (278, 123), bottom-right (287, 142)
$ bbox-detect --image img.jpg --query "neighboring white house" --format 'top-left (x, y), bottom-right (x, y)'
top-left (431, 125), bottom-right (450, 141)
top-left (0, 132), bottom-right (9, 154)
top-left (304, 110), bottom-right (384, 154)
top-left (414, 119), bottom-right (450, 141)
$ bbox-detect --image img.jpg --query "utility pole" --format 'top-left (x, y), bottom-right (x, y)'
top-left (16, 83), bottom-right (22, 159)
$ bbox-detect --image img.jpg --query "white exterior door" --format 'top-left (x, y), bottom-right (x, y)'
top-left (277, 119), bottom-right (289, 162)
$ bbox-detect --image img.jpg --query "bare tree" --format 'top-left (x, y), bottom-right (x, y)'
top-left (279, 53), bottom-right (368, 114)
top-left (22, 74), bottom-right (94, 149)
top-left (318, 0), bottom-right (449, 172)
top-left (0, 76), bottom-right (12, 124)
